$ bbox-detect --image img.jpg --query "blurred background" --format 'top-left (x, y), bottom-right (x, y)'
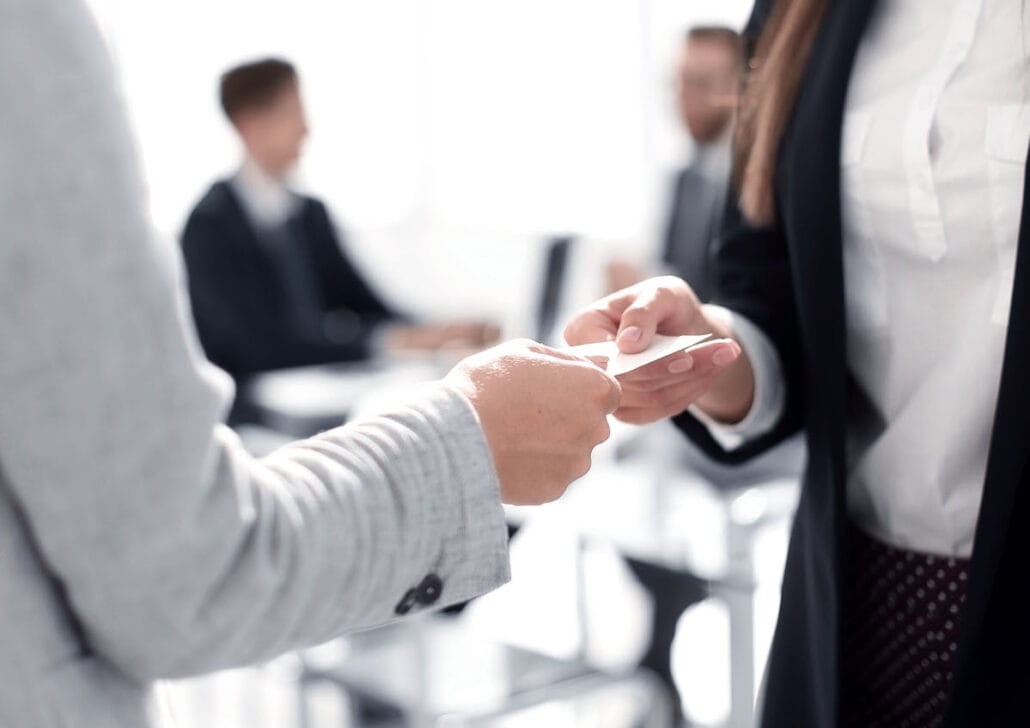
top-left (82, 2), bottom-right (805, 726)
top-left (87, 0), bottom-right (751, 327)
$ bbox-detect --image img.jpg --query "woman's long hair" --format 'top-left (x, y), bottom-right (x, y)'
top-left (735, 0), bottom-right (830, 226)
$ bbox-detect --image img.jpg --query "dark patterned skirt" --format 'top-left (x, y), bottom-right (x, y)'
top-left (839, 524), bottom-right (970, 728)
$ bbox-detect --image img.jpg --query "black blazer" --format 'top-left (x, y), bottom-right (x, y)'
top-left (181, 181), bottom-right (397, 381)
top-left (674, 1), bottom-right (1030, 726)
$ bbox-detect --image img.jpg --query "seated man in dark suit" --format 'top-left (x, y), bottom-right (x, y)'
top-left (182, 58), bottom-right (493, 384)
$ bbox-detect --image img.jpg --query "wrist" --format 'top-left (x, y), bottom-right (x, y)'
top-left (694, 305), bottom-right (756, 424)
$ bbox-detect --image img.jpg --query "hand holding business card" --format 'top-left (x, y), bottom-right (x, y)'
top-left (562, 276), bottom-right (749, 425)
top-left (567, 333), bottom-right (714, 376)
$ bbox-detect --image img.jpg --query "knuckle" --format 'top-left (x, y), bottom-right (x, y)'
top-left (508, 337), bottom-right (538, 352)
top-left (594, 375), bottom-right (621, 410)
top-left (659, 389), bottom-right (683, 411)
top-left (637, 377), bottom-right (664, 393)
top-left (614, 409), bottom-right (645, 425)
top-left (665, 402), bottom-right (690, 417)
top-left (569, 455), bottom-right (592, 482)
top-left (563, 319), bottom-right (584, 344)
top-left (652, 285), bottom-right (674, 305)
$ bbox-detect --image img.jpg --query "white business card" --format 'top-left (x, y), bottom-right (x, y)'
top-left (567, 333), bottom-right (712, 376)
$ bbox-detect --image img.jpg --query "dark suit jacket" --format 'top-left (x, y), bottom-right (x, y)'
top-left (673, 1), bottom-right (1030, 725)
top-left (661, 163), bottom-right (727, 302)
top-left (181, 181), bottom-right (397, 381)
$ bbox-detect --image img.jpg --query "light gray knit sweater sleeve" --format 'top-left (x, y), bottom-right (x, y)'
top-left (0, 0), bottom-right (509, 680)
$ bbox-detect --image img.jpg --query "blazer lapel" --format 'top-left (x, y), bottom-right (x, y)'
top-left (951, 145), bottom-right (1030, 697)
top-left (778, 0), bottom-right (880, 462)
top-left (218, 182), bottom-right (288, 310)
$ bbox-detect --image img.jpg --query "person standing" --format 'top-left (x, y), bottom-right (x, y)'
top-left (567, 0), bottom-right (1030, 725)
top-left (0, 3), bottom-right (620, 726)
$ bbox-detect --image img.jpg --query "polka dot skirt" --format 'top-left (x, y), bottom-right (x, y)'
top-left (840, 524), bottom-right (969, 728)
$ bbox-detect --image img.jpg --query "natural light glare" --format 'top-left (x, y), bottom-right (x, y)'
top-left (672, 597), bottom-right (732, 726)
top-left (84, 0), bottom-right (753, 322)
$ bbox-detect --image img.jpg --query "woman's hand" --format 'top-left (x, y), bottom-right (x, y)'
top-left (563, 276), bottom-right (756, 426)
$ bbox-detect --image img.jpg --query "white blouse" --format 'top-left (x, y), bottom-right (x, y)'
top-left (704, 0), bottom-right (1030, 557)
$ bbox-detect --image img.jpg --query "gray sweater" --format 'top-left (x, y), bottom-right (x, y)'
top-left (0, 1), bottom-right (509, 725)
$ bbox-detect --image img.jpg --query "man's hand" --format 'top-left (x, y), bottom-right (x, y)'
top-left (563, 276), bottom-right (754, 426)
top-left (446, 340), bottom-right (621, 505)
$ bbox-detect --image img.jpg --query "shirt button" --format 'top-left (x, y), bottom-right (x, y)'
top-left (415, 574), bottom-right (444, 606)
top-left (394, 588), bottom-right (418, 616)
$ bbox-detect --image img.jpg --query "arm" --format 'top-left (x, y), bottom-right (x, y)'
top-left (0, 0), bottom-right (619, 681)
top-left (671, 214), bottom-right (805, 463)
top-left (308, 201), bottom-right (404, 322)
top-left (0, 0), bottom-right (506, 674)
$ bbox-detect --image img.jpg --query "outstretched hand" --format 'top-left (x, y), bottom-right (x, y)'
top-left (563, 276), bottom-right (754, 426)
top-left (447, 339), bottom-right (621, 505)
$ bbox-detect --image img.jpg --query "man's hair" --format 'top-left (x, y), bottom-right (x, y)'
top-left (219, 58), bottom-right (298, 122)
top-left (686, 25), bottom-right (744, 64)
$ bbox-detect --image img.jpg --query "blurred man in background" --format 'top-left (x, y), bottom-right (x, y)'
top-left (603, 28), bottom-right (757, 725)
top-left (607, 26), bottom-right (743, 299)
top-left (182, 58), bottom-right (495, 388)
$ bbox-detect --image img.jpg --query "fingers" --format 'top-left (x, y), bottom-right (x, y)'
top-left (565, 358), bottom-right (623, 415)
top-left (612, 285), bottom-right (678, 355)
top-left (517, 341), bottom-right (622, 414)
top-left (612, 407), bottom-right (668, 426)
top-left (617, 373), bottom-right (714, 411)
top-left (592, 418), bottom-right (612, 446)
top-left (563, 280), bottom-right (663, 347)
top-left (518, 339), bottom-right (586, 362)
top-left (563, 276), bottom-right (703, 358)
top-left (613, 340), bottom-right (742, 417)
top-left (615, 339), bottom-right (741, 385)
top-left (563, 308), bottom-right (619, 347)
top-left (573, 359), bottom-right (622, 415)
top-left (599, 372), bottom-right (622, 414)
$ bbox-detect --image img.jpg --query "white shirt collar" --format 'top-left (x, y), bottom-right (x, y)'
top-left (230, 158), bottom-right (301, 229)
top-left (689, 130), bottom-right (733, 181)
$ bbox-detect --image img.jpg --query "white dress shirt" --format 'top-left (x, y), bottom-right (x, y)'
top-left (231, 158), bottom-right (301, 231)
top-left (703, 0), bottom-right (1029, 557)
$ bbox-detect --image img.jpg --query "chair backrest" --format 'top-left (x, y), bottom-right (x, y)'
top-left (535, 235), bottom-right (574, 344)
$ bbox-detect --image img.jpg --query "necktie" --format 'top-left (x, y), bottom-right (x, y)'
top-left (260, 216), bottom-right (325, 338)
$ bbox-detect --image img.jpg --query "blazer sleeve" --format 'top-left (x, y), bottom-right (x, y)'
top-left (0, 0), bottom-right (509, 681)
top-left (308, 201), bottom-right (407, 323)
top-left (670, 205), bottom-right (806, 463)
top-left (667, 0), bottom-right (806, 463)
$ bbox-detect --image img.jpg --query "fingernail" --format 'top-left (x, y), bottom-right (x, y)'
top-left (713, 346), bottom-right (738, 367)
top-left (668, 355), bottom-right (693, 374)
top-left (618, 326), bottom-right (642, 343)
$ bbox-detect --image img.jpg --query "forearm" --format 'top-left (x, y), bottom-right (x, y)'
top-left (0, 5), bottom-right (508, 681)
top-left (192, 297), bottom-right (371, 375)
top-left (104, 385), bottom-right (509, 679)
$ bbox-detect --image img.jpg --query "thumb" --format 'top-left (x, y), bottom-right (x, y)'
top-left (615, 286), bottom-right (679, 354)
